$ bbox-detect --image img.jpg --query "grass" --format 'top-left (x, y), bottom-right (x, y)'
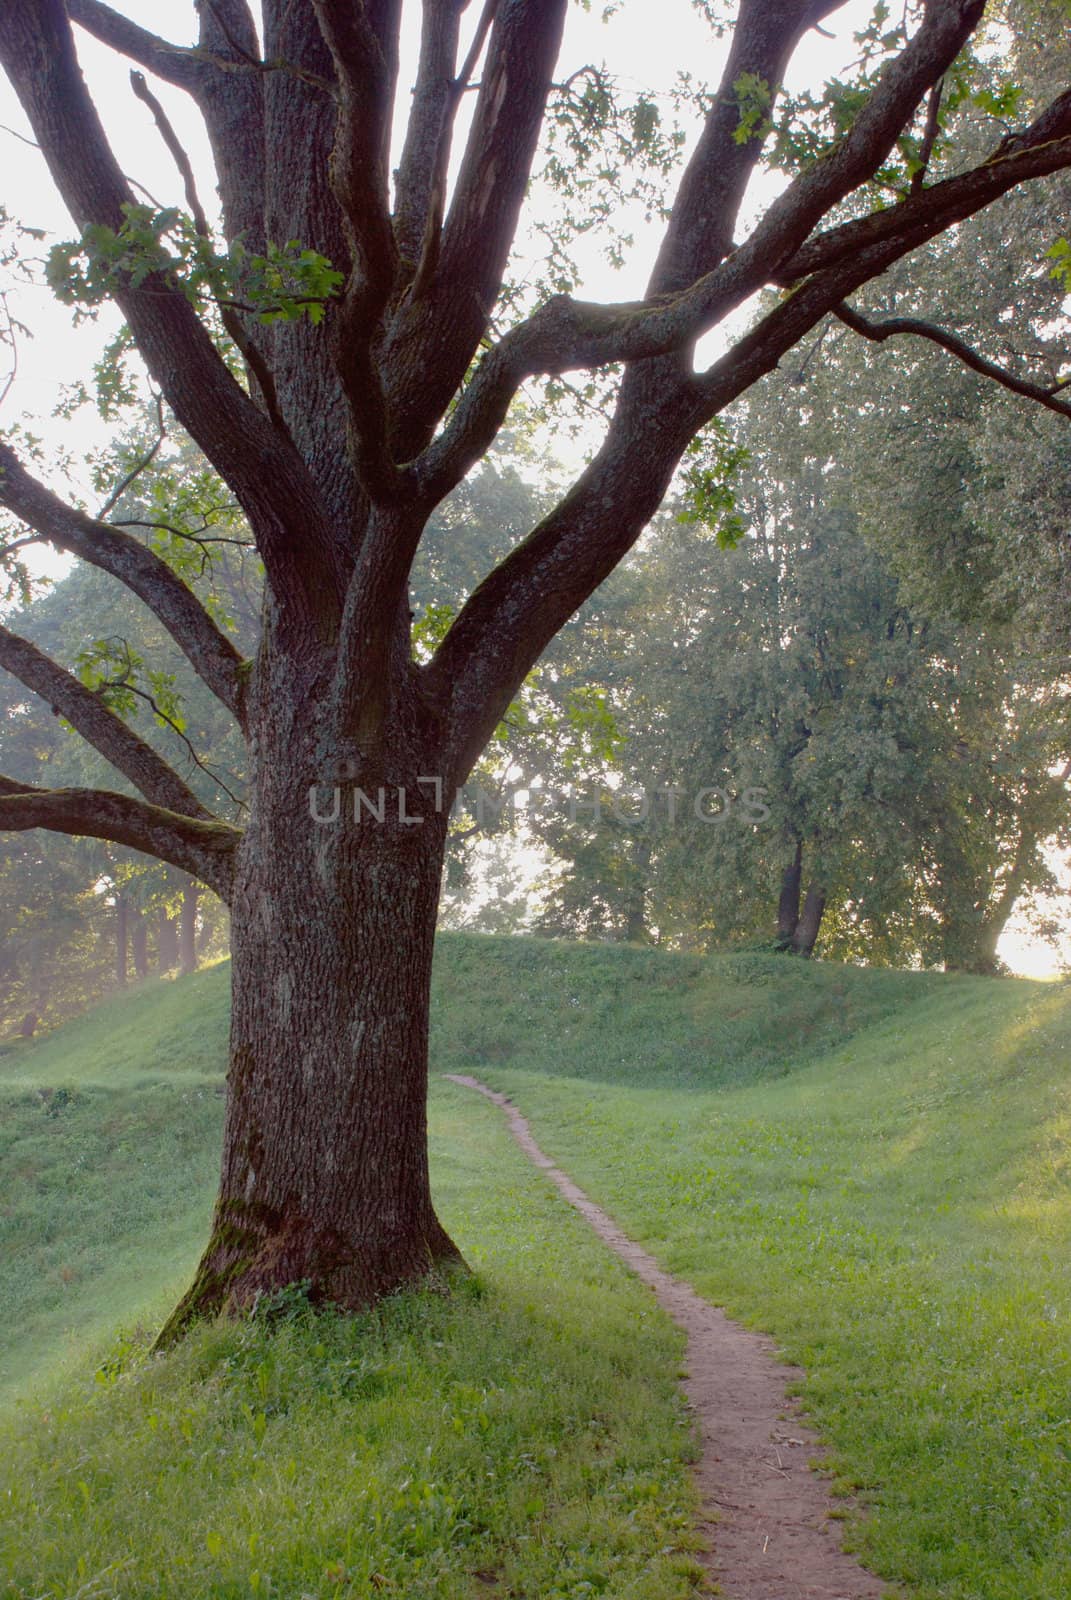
top-left (0, 957), bottom-right (703, 1600)
top-left (467, 959), bottom-right (1071, 1600)
top-left (0, 967), bottom-right (228, 1401)
top-left (3, 933), bottom-right (1071, 1598)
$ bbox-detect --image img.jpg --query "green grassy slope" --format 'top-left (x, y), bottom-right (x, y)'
top-left (2, 935), bottom-right (1069, 1599)
top-left (0, 966), bottom-right (229, 1401)
top-left (477, 966), bottom-right (1071, 1600)
top-left (1, 957), bottom-right (703, 1600)
top-left (0, 935), bottom-right (935, 1403)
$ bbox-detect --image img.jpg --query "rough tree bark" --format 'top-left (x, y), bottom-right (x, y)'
top-left (0, 0), bottom-right (1068, 1331)
top-left (160, 723), bottom-right (462, 1337)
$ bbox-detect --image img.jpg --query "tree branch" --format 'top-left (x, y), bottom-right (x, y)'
top-left (305, 1), bottom-right (403, 501)
top-left (777, 87), bottom-right (1071, 286)
top-left (832, 302), bottom-right (1071, 420)
top-left (648, 0), bottom-right (845, 296)
top-left (0, 776), bottom-right (238, 900)
top-left (311, 0), bottom-right (398, 310)
top-left (71, 0), bottom-right (269, 280)
top-left (0, 441), bottom-right (248, 726)
top-left (393, 0), bottom-right (495, 271)
top-left (0, 623), bottom-right (213, 818)
top-left (65, 0), bottom-right (202, 88)
top-left (128, 69), bottom-right (286, 432)
top-left (0, 0), bottom-right (343, 630)
top-left (418, 3), bottom-right (1036, 773)
top-left (910, 75), bottom-right (944, 194)
top-left (384, 0), bottom-right (569, 459)
top-left (413, 61), bottom-right (1071, 512)
top-left (96, 390), bottom-right (166, 519)
top-left (406, 0), bottom-right (499, 301)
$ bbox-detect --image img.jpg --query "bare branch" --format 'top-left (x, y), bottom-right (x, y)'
top-left (394, 0), bottom-right (499, 279)
top-left (0, 623), bottom-right (212, 818)
top-left (129, 70), bottom-right (209, 235)
top-left (393, 2), bottom-right (465, 266)
top-left (832, 301), bottom-right (1071, 420)
top-left (406, 0), bottom-right (499, 301)
top-left (305, 2), bottom-right (403, 499)
top-left (911, 75), bottom-right (944, 194)
top-left (102, 667), bottom-right (245, 811)
top-left (66, 0), bottom-right (202, 88)
top-left (0, 776), bottom-right (238, 900)
top-left (0, 441), bottom-right (248, 726)
top-left (311, 0), bottom-right (399, 308)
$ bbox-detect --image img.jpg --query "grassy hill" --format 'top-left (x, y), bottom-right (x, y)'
top-left (2, 935), bottom-right (1069, 1598)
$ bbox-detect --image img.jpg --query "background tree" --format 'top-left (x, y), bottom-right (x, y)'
top-left (527, 384), bottom-right (1071, 967)
top-left (1, 0), bottom-right (1070, 1329)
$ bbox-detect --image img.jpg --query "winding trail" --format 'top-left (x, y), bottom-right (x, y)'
top-left (445, 1074), bottom-right (885, 1600)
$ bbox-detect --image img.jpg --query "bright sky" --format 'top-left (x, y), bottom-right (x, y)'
top-left (0, 2), bottom-right (1067, 977)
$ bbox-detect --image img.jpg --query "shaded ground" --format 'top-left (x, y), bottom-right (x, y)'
top-left (448, 1073), bottom-right (885, 1600)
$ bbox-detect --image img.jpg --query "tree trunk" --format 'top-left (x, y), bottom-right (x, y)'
top-left (624, 835), bottom-right (652, 942)
top-left (131, 906), bottom-right (148, 981)
top-left (943, 914), bottom-right (1002, 975)
top-left (776, 840), bottom-right (803, 948)
top-left (157, 909), bottom-right (179, 973)
top-left (115, 894), bottom-right (128, 987)
top-left (197, 898), bottom-right (221, 956)
top-left (179, 883), bottom-right (198, 976)
top-left (791, 882), bottom-right (826, 956)
top-left (158, 729), bottom-right (463, 1341)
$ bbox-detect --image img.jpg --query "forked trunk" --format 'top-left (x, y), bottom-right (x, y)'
top-left (160, 711), bottom-right (463, 1340)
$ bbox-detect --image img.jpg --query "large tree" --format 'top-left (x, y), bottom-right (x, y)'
top-left (1, 0), bottom-right (1071, 1331)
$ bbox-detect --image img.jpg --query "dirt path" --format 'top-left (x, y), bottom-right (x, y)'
top-left (445, 1074), bottom-right (885, 1600)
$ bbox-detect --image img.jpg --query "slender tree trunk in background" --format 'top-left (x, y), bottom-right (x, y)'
top-left (625, 836), bottom-right (652, 942)
top-left (943, 914), bottom-right (1001, 975)
top-left (776, 841), bottom-right (803, 948)
top-left (197, 901), bottom-right (218, 957)
top-left (180, 884), bottom-right (198, 976)
top-left (158, 909), bottom-right (179, 973)
top-left (115, 895), bottom-right (128, 987)
top-left (131, 907), bottom-right (148, 981)
top-left (792, 882), bottom-right (826, 956)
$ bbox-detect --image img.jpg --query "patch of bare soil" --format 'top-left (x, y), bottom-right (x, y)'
top-left (446, 1074), bottom-right (885, 1600)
